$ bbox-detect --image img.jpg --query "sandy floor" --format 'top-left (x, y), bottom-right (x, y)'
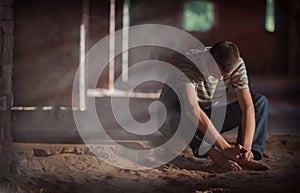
top-left (0, 134), bottom-right (300, 193)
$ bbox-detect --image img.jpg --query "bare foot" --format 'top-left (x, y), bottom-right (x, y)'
top-left (238, 159), bottom-right (269, 171)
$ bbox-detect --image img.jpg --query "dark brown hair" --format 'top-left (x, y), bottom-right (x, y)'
top-left (209, 41), bottom-right (240, 73)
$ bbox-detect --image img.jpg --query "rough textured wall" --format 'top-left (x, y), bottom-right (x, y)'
top-left (13, 0), bottom-right (81, 107)
top-left (0, 0), bottom-right (13, 178)
top-left (13, 0), bottom-right (110, 106)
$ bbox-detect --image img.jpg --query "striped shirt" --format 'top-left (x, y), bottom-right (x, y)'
top-left (161, 48), bottom-right (249, 109)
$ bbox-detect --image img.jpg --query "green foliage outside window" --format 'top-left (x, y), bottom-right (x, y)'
top-left (183, 0), bottom-right (214, 32)
top-left (265, 0), bottom-right (275, 32)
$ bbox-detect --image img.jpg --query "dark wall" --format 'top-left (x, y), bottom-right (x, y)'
top-left (13, 0), bottom-right (110, 105)
top-left (129, 0), bottom-right (292, 75)
top-left (10, 0), bottom-right (299, 143)
top-left (89, 0), bottom-right (109, 88)
top-left (196, 0), bottom-right (289, 74)
top-left (12, 0), bottom-right (298, 107)
top-left (287, 0), bottom-right (300, 75)
top-left (13, 0), bottom-right (82, 106)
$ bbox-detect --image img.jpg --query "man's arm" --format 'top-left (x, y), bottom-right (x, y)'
top-left (181, 85), bottom-right (247, 170)
top-left (181, 85), bottom-right (230, 151)
top-left (236, 89), bottom-right (255, 160)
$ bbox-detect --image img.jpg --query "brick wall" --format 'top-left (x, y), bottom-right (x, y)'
top-left (0, 0), bottom-right (13, 178)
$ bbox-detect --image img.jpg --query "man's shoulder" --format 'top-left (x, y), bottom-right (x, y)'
top-left (238, 57), bottom-right (245, 65)
top-left (230, 57), bottom-right (246, 74)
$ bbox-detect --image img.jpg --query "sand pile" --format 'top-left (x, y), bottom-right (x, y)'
top-left (0, 135), bottom-right (299, 193)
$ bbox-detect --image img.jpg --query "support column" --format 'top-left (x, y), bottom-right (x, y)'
top-left (109, 0), bottom-right (115, 90)
top-left (0, 0), bottom-right (14, 178)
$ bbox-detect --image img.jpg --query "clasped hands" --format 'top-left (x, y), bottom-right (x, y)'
top-left (220, 144), bottom-right (269, 171)
top-left (221, 144), bottom-right (254, 162)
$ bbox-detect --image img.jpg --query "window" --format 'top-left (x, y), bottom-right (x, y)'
top-left (265, 0), bottom-right (275, 32)
top-left (183, 0), bottom-right (214, 32)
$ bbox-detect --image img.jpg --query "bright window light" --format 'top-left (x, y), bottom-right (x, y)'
top-left (265, 0), bottom-right (275, 32)
top-left (183, 0), bottom-right (214, 32)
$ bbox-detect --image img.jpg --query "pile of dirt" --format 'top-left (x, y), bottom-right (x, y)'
top-left (0, 135), bottom-right (299, 193)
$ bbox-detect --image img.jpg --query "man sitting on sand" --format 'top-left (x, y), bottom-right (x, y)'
top-left (160, 41), bottom-right (268, 171)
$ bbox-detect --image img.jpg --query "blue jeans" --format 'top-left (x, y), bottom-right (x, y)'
top-left (189, 93), bottom-right (268, 160)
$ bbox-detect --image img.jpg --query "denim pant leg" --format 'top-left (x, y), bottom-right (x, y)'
top-left (189, 93), bottom-right (268, 160)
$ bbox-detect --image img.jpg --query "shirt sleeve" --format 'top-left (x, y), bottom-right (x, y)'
top-left (174, 58), bottom-right (198, 89)
top-left (230, 58), bottom-right (249, 92)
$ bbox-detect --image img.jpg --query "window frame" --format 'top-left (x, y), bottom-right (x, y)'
top-left (182, 0), bottom-right (215, 32)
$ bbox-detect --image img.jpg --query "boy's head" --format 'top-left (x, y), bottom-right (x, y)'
top-left (209, 41), bottom-right (240, 74)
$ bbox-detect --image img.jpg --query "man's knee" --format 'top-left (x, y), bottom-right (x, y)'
top-left (252, 93), bottom-right (269, 110)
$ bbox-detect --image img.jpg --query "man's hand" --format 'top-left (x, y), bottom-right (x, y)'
top-left (242, 148), bottom-right (254, 161)
top-left (221, 144), bottom-right (247, 162)
top-left (221, 145), bottom-right (269, 171)
top-left (208, 147), bottom-right (242, 171)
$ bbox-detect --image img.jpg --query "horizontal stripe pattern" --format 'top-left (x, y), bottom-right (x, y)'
top-left (161, 49), bottom-right (249, 108)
